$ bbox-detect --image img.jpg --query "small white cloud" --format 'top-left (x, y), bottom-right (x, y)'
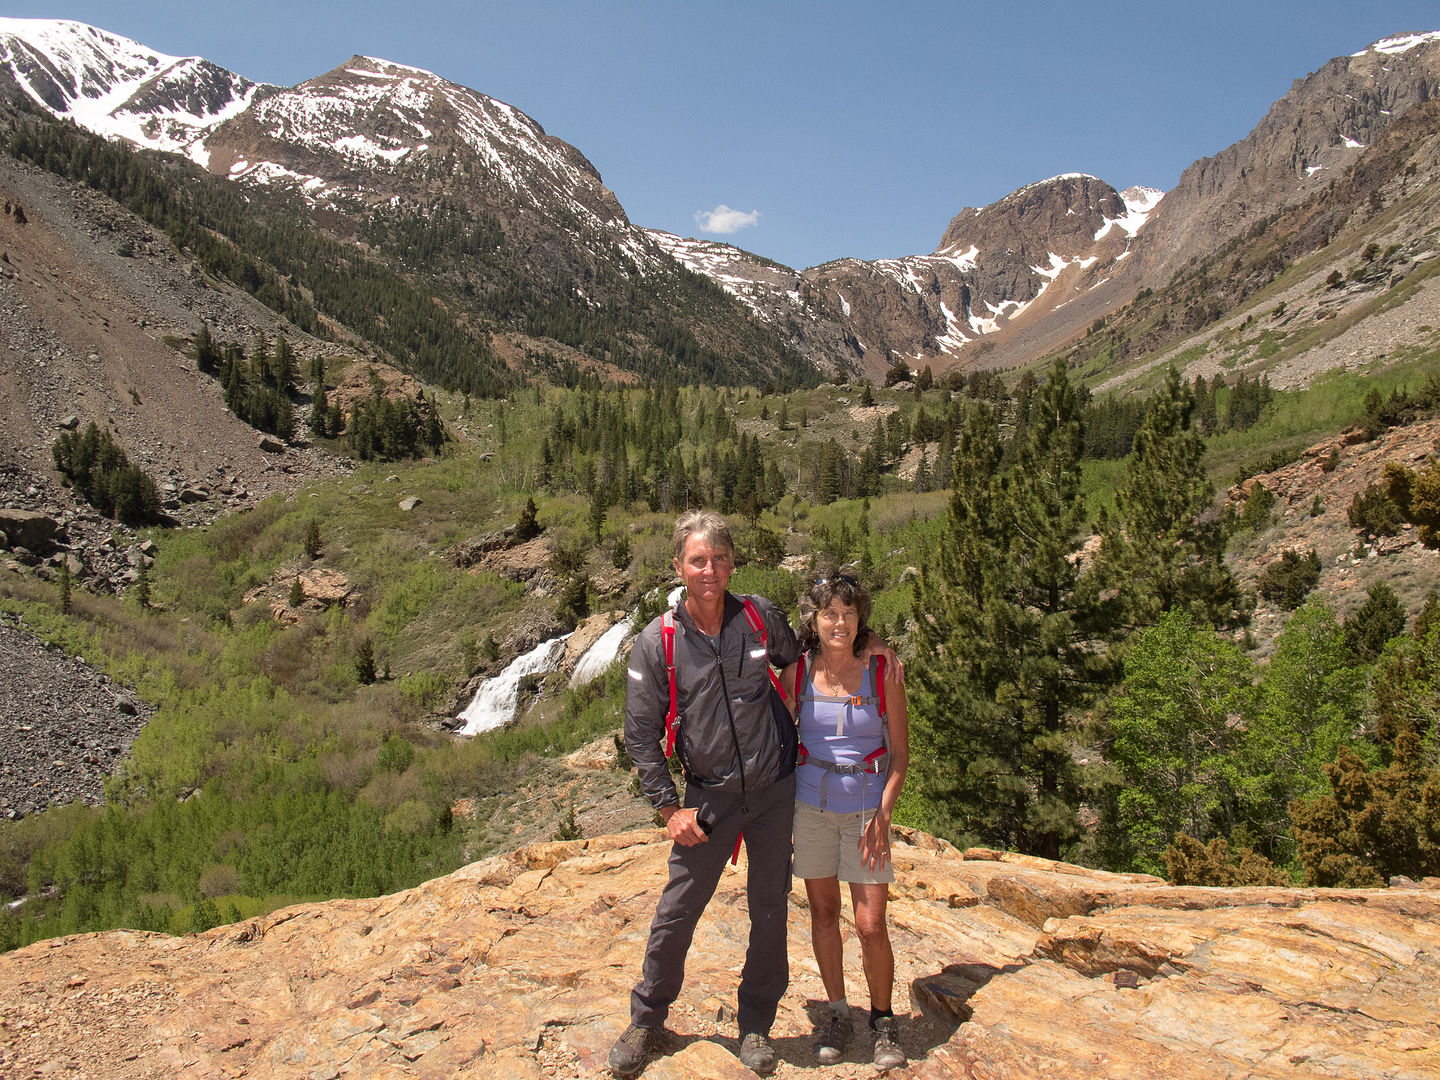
top-left (695, 204), bottom-right (761, 234)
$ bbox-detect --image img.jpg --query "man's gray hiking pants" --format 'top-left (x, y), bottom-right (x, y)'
top-left (629, 773), bottom-right (795, 1035)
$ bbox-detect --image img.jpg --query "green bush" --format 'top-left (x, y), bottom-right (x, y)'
top-left (1348, 481), bottom-right (1404, 537)
top-left (1257, 549), bottom-right (1321, 610)
top-left (376, 733), bottom-right (416, 773)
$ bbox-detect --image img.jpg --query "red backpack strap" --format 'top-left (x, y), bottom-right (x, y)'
top-left (741, 595), bottom-right (785, 695)
top-left (661, 610), bottom-right (679, 757)
top-left (793, 651), bottom-right (808, 709)
top-left (871, 654), bottom-right (887, 720)
top-left (740, 595), bottom-right (767, 644)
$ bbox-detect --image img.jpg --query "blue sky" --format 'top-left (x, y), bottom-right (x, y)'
top-left (9, 2), bottom-right (1440, 269)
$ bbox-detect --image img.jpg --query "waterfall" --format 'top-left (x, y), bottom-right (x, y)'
top-left (570, 618), bottom-right (635, 687)
top-left (455, 634), bottom-right (570, 736)
top-left (455, 587), bottom-right (684, 736)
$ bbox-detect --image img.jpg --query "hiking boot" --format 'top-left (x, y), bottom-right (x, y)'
top-left (871, 1015), bottom-right (906, 1070)
top-left (607, 1023), bottom-right (655, 1076)
top-left (738, 1031), bottom-right (778, 1075)
top-left (814, 1010), bottom-right (851, 1064)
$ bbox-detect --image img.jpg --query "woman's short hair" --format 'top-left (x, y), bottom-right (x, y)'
top-left (798, 561), bottom-right (872, 656)
top-left (672, 509), bottom-right (734, 563)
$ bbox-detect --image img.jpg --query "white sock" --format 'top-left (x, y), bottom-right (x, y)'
top-left (828, 999), bottom-right (849, 1016)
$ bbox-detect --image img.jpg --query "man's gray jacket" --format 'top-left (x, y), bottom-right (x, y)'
top-left (625, 592), bottom-right (800, 809)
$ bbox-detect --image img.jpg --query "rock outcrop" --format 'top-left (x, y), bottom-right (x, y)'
top-left (801, 176), bottom-right (1155, 380)
top-left (2, 829), bottom-right (1435, 1079)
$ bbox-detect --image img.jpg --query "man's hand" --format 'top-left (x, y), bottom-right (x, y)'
top-left (862, 637), bottom-right (906, 684)
top-left (660, 804), bottom-right (710, 847)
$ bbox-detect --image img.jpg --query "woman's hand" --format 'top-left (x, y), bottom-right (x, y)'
top-left (860, 809), bottom-right (892, 871)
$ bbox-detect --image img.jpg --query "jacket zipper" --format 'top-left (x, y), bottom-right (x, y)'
top-left (684, 599), bottom-right (756, 811)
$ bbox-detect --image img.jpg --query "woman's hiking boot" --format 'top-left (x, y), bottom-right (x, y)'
top-left (815, 1009), bottom-right (852, 1064)
top-left (871, 1014), bottom-right (906, 1070)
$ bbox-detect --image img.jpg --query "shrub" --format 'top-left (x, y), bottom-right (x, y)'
top-left (551, 804), bottom-right (582, 841)
top-left (188, 897), bottom-right (222, 933)
top-left (1257, 549), bottom-right (1321, 610)
top-left (376, 733), bottom-right (416, 773)
top-left (1164, 834), bottom-right (1287, 887)
top-left (198, 863), bottom-right (241, 899)
top-left (1348, 481), bottom-right (1404, 537)
top-left (1291, 733), bottom-right (1440, 887)
top-left (1238, 482), bottom-right (1275, 532)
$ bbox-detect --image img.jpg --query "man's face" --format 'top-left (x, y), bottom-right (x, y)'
top-left (674, 533), bottom-right (734, 606)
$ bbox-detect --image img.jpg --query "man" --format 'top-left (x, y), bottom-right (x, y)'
top-left (608, 510), bottom-right (799, 1076)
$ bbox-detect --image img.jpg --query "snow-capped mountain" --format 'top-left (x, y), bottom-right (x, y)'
top-left (5, 16), bottom-right (1440, 385)
top-left (201, 55), bottom-right (632, 239)
top-left (0, 18), bottom-right (825, 383)
top-left (0, 18), bottom-right (261, 161)
top-left (796, 177), bottom-right (1164, 375)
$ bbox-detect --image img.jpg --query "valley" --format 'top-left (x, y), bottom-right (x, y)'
top-left (0, 14), bottom-right (1437, 1034)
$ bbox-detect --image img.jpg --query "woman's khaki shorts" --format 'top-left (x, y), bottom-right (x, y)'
top-left (792, 799), bottom-right (894, 884)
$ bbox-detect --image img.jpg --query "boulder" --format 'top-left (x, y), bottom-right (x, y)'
top-left (0, 509), bottom-right (59, 552)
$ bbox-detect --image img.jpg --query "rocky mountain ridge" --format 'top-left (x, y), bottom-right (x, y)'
top-left (8, 18), bottom-right (1440, 386)
top-left (1, 826), bottom-right (1434, 1079)
top-left (0, 18), bottom-right (821, 386)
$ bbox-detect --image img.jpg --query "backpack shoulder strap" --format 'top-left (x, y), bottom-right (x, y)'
top-left (870, 654), bottom-right (887, 720)
top-left (740, 595), bottom-right (767, 644)
top-left (741, 595), bottom-right (785, 695)
top-left (661, 609), bottom-right (679, 757)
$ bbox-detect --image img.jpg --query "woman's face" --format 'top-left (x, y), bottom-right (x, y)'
top-left (815, 597), bottom-right (860, 652)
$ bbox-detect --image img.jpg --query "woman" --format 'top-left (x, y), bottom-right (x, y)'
top-left (781, 568), bottom-right (909, 1069)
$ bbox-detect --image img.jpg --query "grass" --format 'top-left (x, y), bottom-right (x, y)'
top-left (1203, 346), bottom-right (1440, 483)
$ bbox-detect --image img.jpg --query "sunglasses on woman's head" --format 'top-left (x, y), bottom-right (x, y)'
top-left (814, 574), bottom-right (859, 587)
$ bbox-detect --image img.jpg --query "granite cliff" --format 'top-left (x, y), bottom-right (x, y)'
top-left (2, 828), bottom-right (1435, 1079)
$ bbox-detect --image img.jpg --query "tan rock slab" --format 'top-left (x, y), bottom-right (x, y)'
top-left (0, 831), bottom-right (1436, 1079)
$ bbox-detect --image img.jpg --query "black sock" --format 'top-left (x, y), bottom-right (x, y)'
top-left (869, 1007), bottom-right (894, 1029)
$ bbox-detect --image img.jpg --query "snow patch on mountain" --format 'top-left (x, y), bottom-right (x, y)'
top-left (645, 229), bottom-right (804, 316)
top-left (1094, 185), bottom-right (1165, 240)
top-left (1360, 31), bottom-right (1440, 57)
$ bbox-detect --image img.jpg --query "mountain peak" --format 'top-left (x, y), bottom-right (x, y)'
top-left (344, 54), bottom-right (443, 81)
top-left (1358, 30), bottom-right (1440, 57)
top-left (0, 16), bottom-right (261, 159)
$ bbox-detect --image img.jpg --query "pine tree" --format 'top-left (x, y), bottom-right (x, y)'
top-left (908, 399), bottom-right (1014, 847)
top-left (309, 385), bottom-right (329, 438)
top-left (1099, 366), bottom-right (1243, 632)
top-left (1001, 359), bottom-right (1106, 857)
top-left (58, 557), bottom-right (72, 614)
top-left (303, 518), bottom-right (323, 559)
top-left (515, 497), bottom-right (541, 541)
top-left (273, 334), bottom-right (295, 390)
top-left (910, 362), bottom-right (1105, 857)
top-left (1343, 581), bottom-right (1407, 664)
